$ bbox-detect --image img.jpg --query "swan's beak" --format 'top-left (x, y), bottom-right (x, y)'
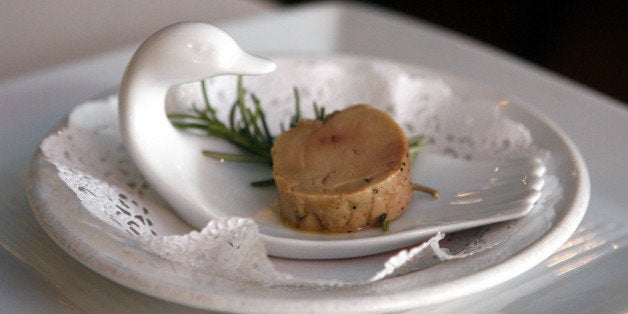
top-left (229, 52), bottom-right (276, 75)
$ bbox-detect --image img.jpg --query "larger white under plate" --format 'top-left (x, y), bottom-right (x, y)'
top-left (29, 55), bottom-right (589, 313)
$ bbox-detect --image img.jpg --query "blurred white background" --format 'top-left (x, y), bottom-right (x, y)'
top-left (1, 0), bottom-right (276, 81)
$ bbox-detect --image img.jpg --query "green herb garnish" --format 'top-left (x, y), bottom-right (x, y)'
top-left (285, 86), bottom-right (326, 130)
top-left (408, 134), bottom-right (426, 162)
top-left (378, 213), bottom-right (389, 232)
top-left (169, 77), bottom-right (282, 165)
top-left (169, 76), bottom-right (330, 167)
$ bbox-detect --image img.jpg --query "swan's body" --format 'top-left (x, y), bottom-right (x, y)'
top-left (119, 22), bottom-right (275, 227)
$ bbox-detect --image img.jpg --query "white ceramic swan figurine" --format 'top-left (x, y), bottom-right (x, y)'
top-left (118, 22), bottom-right (548, 260)
top-left (119, 22), bottom-right (275, 227)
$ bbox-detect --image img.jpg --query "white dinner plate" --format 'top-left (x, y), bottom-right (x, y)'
top-left (28, 55), bottom-right (589, 313)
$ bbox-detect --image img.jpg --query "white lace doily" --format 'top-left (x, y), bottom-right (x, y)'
top-left (40, 56), bottom-right (560, 287)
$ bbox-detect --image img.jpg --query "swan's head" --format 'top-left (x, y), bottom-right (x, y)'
top-left (127, 22), bottom-right (276, 85)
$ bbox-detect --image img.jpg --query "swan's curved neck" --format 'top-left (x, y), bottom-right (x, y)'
top-left (118, 69), bottom-right (213, 224)
top-left (119, 70), bottom-right (177, 159)
top-left (116, 22), bottom-right (277, 228)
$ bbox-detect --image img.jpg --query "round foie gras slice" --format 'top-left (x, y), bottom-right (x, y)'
top-left (271, 104), bottom-right (413, 232)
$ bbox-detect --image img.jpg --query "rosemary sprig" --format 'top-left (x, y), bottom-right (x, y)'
top-left (408, 134), bottom-right (426, 163)
top-left (289, 87), bottom-right (301, 128)
top-left (168, 77), bottom-right (276, 165)
top-left (169, 76), bottom-right (325, 169)
top-left (282, 87), bottom-right (326, 132)
top-left (250, 178), bottom-right (276, 187)
top-left (378, 213), bottom-right (389, 232)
